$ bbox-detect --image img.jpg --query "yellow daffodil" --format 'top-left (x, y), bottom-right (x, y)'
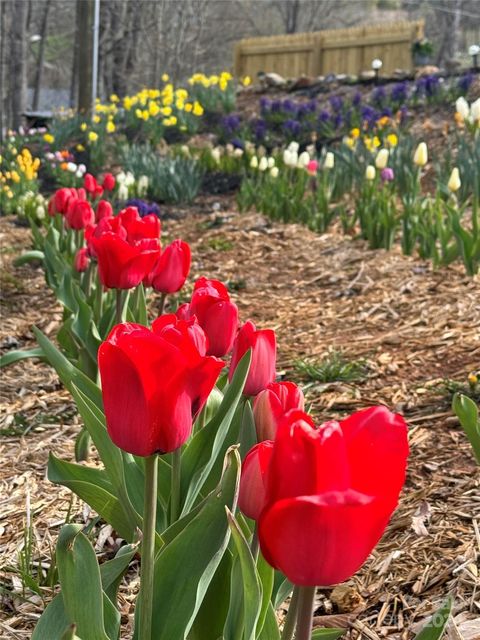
top-left (192, 101), bottom-right (204, 116)
top-left (242, 76), bottom-right (251, 87)
top-left (387, 133), bottom-right (398, 147)
top-left (106, 121), bottom-right (116, 133)
top-left (43, 133), bottom-right (55, 144)
top-left (162, 73), bottom-right (169, 82)
top-left (88, 131), bottom-right (99, 142)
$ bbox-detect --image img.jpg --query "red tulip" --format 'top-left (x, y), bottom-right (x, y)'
top-left (103, 173), bottom-right (116, 191)
top-left (258, 407), bottom-right (409, 587)
top-left (96, 199), bottom-right (113, 222)
top-left (119, 207), bottom-right (160, 242)
top-left (98, 317), bottom-right (224, 455)
top-left (177, 278), bottom-right (238, 357)
top-left (238, 441), bottom-right (274, 520)
top-left (74, 247), bottom-right (90, 272)
top-left (228, 321), bottom-right (276, 396)
top-left (84, 173), bottom-right (98, 195)
top-left (90, 233), bottom-right (159, 289)
top-left (66, 199), bottom-right (95, 230)
top-left (53, 187), bottom-right (76, 214)
top-left (146, 240), bottom-right (191, 294)
top-left (253, 381), bottom-right (304, 441)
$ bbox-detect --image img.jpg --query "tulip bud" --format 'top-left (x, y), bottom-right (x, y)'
top-left (258, 157), bottom-right (268, 171)
top-left (270, 166), bottom-right (279, 178)
top-left (202, 387), bottom-right (224, 424)
top-left (103, 173), bottom-right (116, 191)
top-left (229, 320), bottom-right (276, 396)
top-left (471, 98), bottom-right (480, 122)
top-left (455, 97), bottom-right (470, 121)
top-left (375, 148), bottom-right (389, 169)
top-left (84, 173), bottom-right (98, 194)
top-left (297, 151), bottom-right (310, 168)
top-left (380, 167), bottom-right (394, 182)
top-left (254, 381), bottom-right (305, 441)
top-left (365, 165), bottom-right (376, 180)
top-left (250, 155), bottom-right (258, 169)
top-left (288, 141), bottom-right (299, 153)
top-left (96, 199), bottom-right (113, 222)
top-left (447, 167), bottom-right (461, 192)
top-left (74, 247), bottom-right (90, 272)
top-left (413, 142), bottom-right (428, 167)
top-left (267, 157), bottom-right (275, 169)
top-left (306, 159), bottom-right (318, 175)
top-left (324, 152), bottom-right (335, 169)
top-left (146, 239), bottom-right (191, 294)
top-left (238, 441), bottom-right (274, 521)
top-left (66, 200), bottom-right (95, 230)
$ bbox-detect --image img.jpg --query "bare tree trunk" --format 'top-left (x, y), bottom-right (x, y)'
top-left (33, 0), bottom-right (52, 111)
top-left (77, 0), bottom-right (94, 114)
top-left (70, 0), bottom-right (81, 107)
top-left (10, 0), bottom-right (27, 130)
top-left (0, 0), bottom-right (6, 140)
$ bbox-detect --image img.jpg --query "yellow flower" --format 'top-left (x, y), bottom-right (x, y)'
top-left (413, 142), bottom-right (428, 167)
top-left (106, 121), bottom-right (116, 133)
top-left (162, 73), bottom-right (169, 82)
top-left (351, 128), bottom-right (360, 139)
top-left (184, 103), bottom-right (193, 113)
top-left (162, 106), bottom-right (172, 117)
top-left (377, 116), bottom-right (390, 128)
top-left (192, 101), bottom-right (204, 116)
top-left (76, 144), bottom-right (85, 152)
top-left (447, 167), bottom-right (461, 192)
top-left (43, 133), bottom-right (55, 144)
top-left (468, 372), bottom-right (478, 386)
top-left (88, 131), bottom-right (99, 142)
top-left (110, 93), bottom-right (119, 103)
top-left (11, 170), bottom-right (20, 183)
top-left (93, 114), bottom-right (101, 124)
top-left (80, 122), bottom-right (87, 131)
top-left (344, 136), bottom-right (355, 149)
top-left (387, 133), bottom-right (398, 147)
top-left (176, 100), bottom-right (185, 111)
top-left (365, 165), bottom-right (376, 180)
top-left (242, 76), bottom-right (251, 87)
top-left (149, 101), bottom-right (160, 117)
top-left (373, 136), bottom-right (381, 148)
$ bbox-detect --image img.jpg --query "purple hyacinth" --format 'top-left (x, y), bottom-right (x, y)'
top-left (125, 198), bottom-right (161, 218)
top-left (380, 167), bottom-right (394, 182)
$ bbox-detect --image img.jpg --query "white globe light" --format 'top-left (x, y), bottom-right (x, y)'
top-left (469, 44), bottom-right (480, 56)
top-left (371, 58), bottom-right (383, 70)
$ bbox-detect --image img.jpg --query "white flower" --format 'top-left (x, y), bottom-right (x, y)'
top-left (116, 171), bottom-right (126, 184)
top-left (258, 157), bottom-right (268, 171)
top-left (324, 152), bottom-right (334, 169)
top-left (365, 165), bottom-right (376, 180)
top-left (270, 166), bottom-right (279, 178)
top-left (125, 172), bottom-right (135, 186)
top-left (447, 167), bottom-right (461, 192)
top-left (138, 175), bottom-right (149, 196)
top-left (35, 205), bottom-right (46, 219)
top-left (455, 96), bottom-right (470, 120)
top-left (77, 164), bottom-right (87, 175)
top-left (471, 98), bottom-right (480, 122)
top-left (225, 143), bottom-right (234, 156)
top-left (250, 155), bottom-right (258, 169)
top-left (67, 162), bottom-right (77, 172)
top-left (288, 141), bottom-right (299, 153)
top-left (118, 184), bottom-right (129, 200)
top-left (297, 151), bottom-right (310, 168)
top-left (283, 149), bottom-right (298, 167)
top-left (233, 148), bottom-right (244, 158)
top-left (413, 142), bottom-right (428, 167)
top-left (181, 144), bottom-right (190, 155)
top-left (375, 148), bottom-right (389, 170)
top-left (211, 147), bottom-right (221, 163)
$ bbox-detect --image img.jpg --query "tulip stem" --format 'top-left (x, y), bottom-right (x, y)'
top-left (138, 454), bottom-right (158, 640)
top-left (170, 448), bottom-right (181, 523)
top-left (280, 586), bottom-right (299, 640)
top-left (250, 524), bottom-right (259, 561)
top-left (115, 289), bottom-right (124, 325)
top-left (84, 261), bottom-right (94, 298)
top-left (295, 585), bottom-right (316, 640)
top-left (159, 292), bottom-right (167, 316)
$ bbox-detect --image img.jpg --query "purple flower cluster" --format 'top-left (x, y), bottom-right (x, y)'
top-left (125, 198), bottom-right (161, 218)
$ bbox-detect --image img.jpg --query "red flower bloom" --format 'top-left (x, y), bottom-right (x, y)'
top-left (74, 247), bottom-right (90, 272)
top-left (258, 407), bottom-right (409, 587)
top-left (90, 234), bottom-right (159, 289)
top-left (238, 440), bottom-right (274, 521)
top-left (84, 173), bottom-right (98, 195)
top-left (228, 320), bottom-right (276, 396)
top-left (65, 199), bottom-right (95, 230)
top-left (96, 199), bottom-right (113, 222)
top-left (146, 239), bottom-right (191, 294)
top-left (52, 187), bottom-right (76, 215)
top-left (102, 173), bottom-right (116, 191)
top-left (253, 381), bottom-right (304, 441)
top-left (98, 317), bottom-right (224, 455)
top-left (177, 278), bottom-right (238, 357)
top-left (119, 207), bottom-right (160, 242)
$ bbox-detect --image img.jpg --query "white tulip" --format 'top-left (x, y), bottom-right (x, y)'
top-left (250, 155), bottom-right (258, 169)
top-left (455, 96), bottom-right (470, 120)
top-left (288, 141), bottom-right (299, 153)
top-left (324, 152), bottom-right (335, 169)
top-left (270, 166), bottom-right (279, 178)
top-left (447, 167), bottom-right (461, 192)
top-left (258, 156), bottom-right (268, 171)
top-left (413, 142), bottom-right (428, 167)
top-left (297, 151), bottom-right (310, 168)
top-left (365, 165), bottom-right (376, 180)
top-left (267, 156), bottom-right (275, 168)
top-left (233, 148), bottom-right (244, 158)
top-left (470, 98), bottom-right (480, 121)
top-left (375, 148), bottom-right (389, 170)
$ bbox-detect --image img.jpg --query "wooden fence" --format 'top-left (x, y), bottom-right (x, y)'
top-left (234, 21), bottom-right (424, 79)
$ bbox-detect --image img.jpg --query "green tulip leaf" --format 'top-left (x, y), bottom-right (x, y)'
top-left (56, 524), bottom-right (118, 640)
top-left (33, 327), bottom-right (102, 409)
top-left (143, 447), bottom-right (241, 640)
top-left (60, 624), bottom-right (82, 640)
top-left (273, 576), bottom-right (293, 609)
top-left (32, 593), bottom-right (71, 640)
top-left (0, 347), bottom-right (44, 368)
top-left (47, 454), bottom-right (135, 541)
top-left (100, 542), bottom-right (138, 603)
top-left (414, 598), bottom-right (452, 640)
top-left (239, 399), bottom-right (256, 460)
top-left (74, 426), bottom-right (91, 462)
top-left (452, 393), bottom-right (480, 464)
top-left (13, 249), bottom-right (45, 266)
top-left (225, 509), bottom-right (262, 640)
top-left (311, 629), bottom-right (345, 640)
top-left (256, 552), bottom-right (275, 636)
top-left (180, 350), bottom-right (251, 515)
top-left (257, 603), bottom-right (280, 640)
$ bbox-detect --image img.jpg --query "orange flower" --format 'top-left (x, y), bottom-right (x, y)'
top-left (60, 162), bottom-right (68, 170)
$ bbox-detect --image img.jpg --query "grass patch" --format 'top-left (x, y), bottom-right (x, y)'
top-left (294, 350), bottom-right (367, 384)
top-left (206, 236), bottom-right (234, 251)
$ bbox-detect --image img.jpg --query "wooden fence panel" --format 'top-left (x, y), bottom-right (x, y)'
top-left (234, 20), bottom-right (424, 79)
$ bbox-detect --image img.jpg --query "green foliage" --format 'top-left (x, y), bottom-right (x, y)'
top-left (453, 394), bottom-right (480, 464)
top-left (295, 351), bottom-right (367, 384)
top-left (120, 143), bottom-right (203, 203)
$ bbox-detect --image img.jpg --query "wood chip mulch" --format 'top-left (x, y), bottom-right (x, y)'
top-left (1, 201), bottom-right (479, 639)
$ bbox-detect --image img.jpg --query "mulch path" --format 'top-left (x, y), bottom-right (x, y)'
top-left (1, 198), bottom-right (479, 639)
